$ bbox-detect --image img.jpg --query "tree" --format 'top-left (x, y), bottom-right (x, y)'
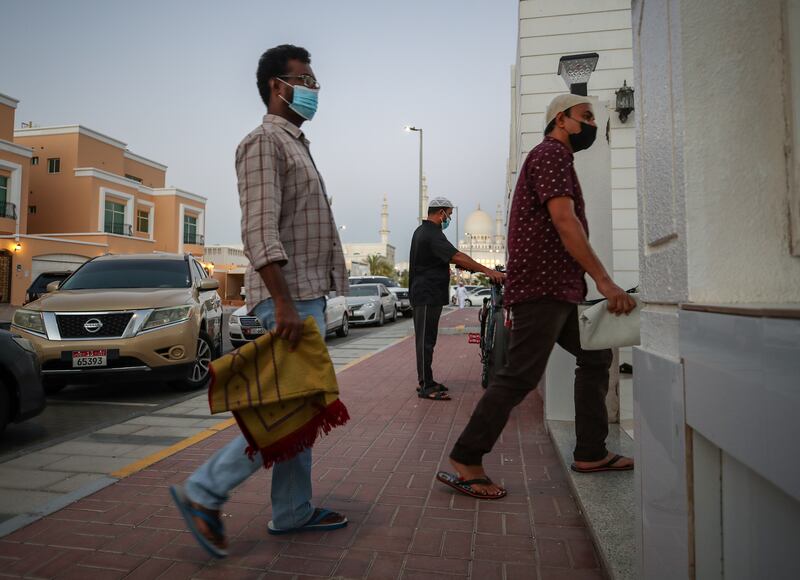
top-left (398, 269), bottom-right (409, 288)
top-left (367, 254), bottom-right (394, 277)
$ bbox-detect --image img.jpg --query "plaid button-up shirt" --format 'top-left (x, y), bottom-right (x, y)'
top-left (237, 114), bottom-right (348, 311)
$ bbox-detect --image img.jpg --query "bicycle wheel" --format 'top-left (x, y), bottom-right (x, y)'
top-left (481, 311), bottom-right (496, 389)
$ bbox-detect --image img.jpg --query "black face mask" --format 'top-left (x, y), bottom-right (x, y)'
top-left (567, 118), bottom-right (598, 152)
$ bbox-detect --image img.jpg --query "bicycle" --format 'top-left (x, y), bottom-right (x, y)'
top-left (477, 267), bottom-right (508, 389)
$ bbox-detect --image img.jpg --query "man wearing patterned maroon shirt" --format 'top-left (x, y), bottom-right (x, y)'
top-left (439, 94), bottom-right (636, 499)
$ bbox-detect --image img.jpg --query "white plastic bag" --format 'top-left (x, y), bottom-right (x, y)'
top-left (578, 294), bottom-right (641, 350)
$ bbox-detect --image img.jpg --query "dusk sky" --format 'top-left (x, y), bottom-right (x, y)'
top-left (2, 0), bottom-right (518, 262)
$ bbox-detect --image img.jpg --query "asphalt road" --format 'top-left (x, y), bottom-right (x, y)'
top-left (0, 311), bottom-right (407, 462)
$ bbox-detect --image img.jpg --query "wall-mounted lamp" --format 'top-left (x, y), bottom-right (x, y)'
top-left (557, 53), bottom-right (599, 96)
top-left (13, 241), bottom-right (22, 252)
top-left (615, 80), bottom-right (635, 123)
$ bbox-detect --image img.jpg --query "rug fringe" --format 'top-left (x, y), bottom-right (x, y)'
top-left (245, 399), bottom-right (350, 468)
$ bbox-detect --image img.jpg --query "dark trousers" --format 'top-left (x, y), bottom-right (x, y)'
top-left (450, 299), bottom-right (613, 464)
top-left (412, 304), bottom-right (443, 389)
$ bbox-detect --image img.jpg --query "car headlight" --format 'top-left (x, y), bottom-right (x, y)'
top-left (11, 336), bottom-right (37, 354)
top-left (143, 306), bottom-right (192, 330)
top-left (13, 309), bottom-right (46, 335)
top-left (230, 314), bottom-right (240, 325)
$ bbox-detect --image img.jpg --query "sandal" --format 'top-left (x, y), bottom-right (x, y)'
top-left (268, 507), bottom-right (348, 535)
top-left (418, 388), bottom-right (451, 400)
top-left (416, 383), bottom-right (448, 393)
top-left (436, 471), bottom-right (506, 499)
top-left (571, 454), bottom-right (634, 473)
top-left (169, 485), bottom-right (228, 558)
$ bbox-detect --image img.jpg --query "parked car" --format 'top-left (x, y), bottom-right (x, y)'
top-left (349, 276), bottom-right (411, 316)
top-left (25, 271), bottom-right (73, 305)
top-left (0, 329), bottom-right (45, 434)
top-left (450, 285), bottom-right (480, 304)
top-left (12, 253), bottom-right (224, 393)
top-left (228, 293), bottom-right (349, 348)
top-left (464, 287), bottom-right (492, 307)
top-left (346, 283), bottom-right (398, 326)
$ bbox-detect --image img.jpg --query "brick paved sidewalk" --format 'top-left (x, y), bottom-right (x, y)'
top-left (0, 308), bottom-right (605, 579)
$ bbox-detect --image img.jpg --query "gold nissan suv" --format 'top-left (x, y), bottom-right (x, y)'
top-left (12, 253), bottom-right (223, 394)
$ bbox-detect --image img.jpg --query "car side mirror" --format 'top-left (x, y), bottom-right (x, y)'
top-left (46, 281), bottom-right (61, 293)
top-left (198, 278), bottom-right (219, 291)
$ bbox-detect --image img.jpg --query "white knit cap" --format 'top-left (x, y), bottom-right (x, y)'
top-left (428, 197), bottom-right (454, 209)
top-left (545, 93), bottom-right (594, 127)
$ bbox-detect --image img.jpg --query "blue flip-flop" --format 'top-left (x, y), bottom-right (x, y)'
top-left (267, 507), bottom-right (348, 535)
top-left (169, 484), bottom-right (228, 558)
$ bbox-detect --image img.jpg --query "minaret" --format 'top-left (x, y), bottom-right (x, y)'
top-left (495, 203), bottom-right (505, 249)
top-left (380, 195), bottom-right (390, 245)
top-left (420, 175), bottom-right (429, 222)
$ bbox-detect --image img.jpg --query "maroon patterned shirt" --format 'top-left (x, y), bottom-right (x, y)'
top-left (505, 137), bottom-right (589, 306)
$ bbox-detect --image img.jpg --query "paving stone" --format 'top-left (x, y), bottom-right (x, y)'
top-left (45, 454), bottom-right (137, 474)
top-left (0, 309), bottom-right (604, 579)
top-left (0, 453), bottom-right (69, 470)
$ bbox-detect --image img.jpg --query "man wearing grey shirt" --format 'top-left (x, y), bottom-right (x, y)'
top-left (170, 45), bottom-right (349, 559)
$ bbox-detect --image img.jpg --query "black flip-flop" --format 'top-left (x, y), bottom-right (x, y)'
top-left (416, 383), bottom-right (448, 393)
top-left (436, 471), bottom-right (506, 499)
top-left (267, 507), bottom-right (348, 535)
top-left (169, 485), bottom-right (228, 559)
top-left (571, 454), bottom-right (634, 473)
top-left (418, 389), bottom-right (450, 401)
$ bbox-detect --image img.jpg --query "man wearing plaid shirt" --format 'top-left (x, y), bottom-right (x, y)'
top-left (170, 45), bottom-right (349, 558)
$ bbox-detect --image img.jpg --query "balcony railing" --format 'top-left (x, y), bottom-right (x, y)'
top-left (183, 233), bottom-right (205, 245)
top-left (0, 202), bottom-right (17, 220)
top-left (104, 223), bottom-right (133, 236)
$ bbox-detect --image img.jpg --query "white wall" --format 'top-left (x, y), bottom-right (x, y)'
top-left (512, 0), bottom-right (637, 292)
top-left (633, 0), bottom-right (800, 578)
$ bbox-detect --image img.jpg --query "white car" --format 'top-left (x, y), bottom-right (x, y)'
top-left (228, 293), bottom-right (349, 348)
top-left (349, 276), bottom-right (410, 316)
top-left (345, 283), bottom-right (398, 326)
top-left (463, 287), bottom-right (492, 307)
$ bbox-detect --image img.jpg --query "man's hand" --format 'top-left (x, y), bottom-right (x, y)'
top-left (486, 269), bottom-right (506, 285)
top-left (596, 279), bottom-right (637, 315)
top-left (273, 299), bottom-right (304, 351)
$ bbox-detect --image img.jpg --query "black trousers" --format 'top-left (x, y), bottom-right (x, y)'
top-left (450, 298), bottom-right (613, 464)
top-left (412, 304), bottom-right (443, 389)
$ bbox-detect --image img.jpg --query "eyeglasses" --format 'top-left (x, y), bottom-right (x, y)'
top-left (278, 75), bottom-right (320, 89)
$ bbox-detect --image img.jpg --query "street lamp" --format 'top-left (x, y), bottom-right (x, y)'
top-left (404, 125), bottom-right (424, 224)
top-left (557, 53), bottom-right (599, 96)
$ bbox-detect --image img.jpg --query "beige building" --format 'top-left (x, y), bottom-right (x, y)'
top-left (203, 244), bottom-right (248, 303)
top-left (0, 93), bottom-right (207, 306)
top-left (457, 203), bottom-right (506, 270)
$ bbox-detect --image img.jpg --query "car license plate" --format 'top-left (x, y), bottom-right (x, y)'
top-left (244, 327), bottom-right (265, 336)
top-left (72, 349), bottom-right (107, 368)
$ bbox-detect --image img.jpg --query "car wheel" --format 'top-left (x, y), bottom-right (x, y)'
top-left (336, 315), bottom-right (349, 337)
top-left (175, 331), bottom-right (213, 390)
top-left (465, 299), bottom-right (472, 307)
top-left (392, 306), bottom-right (398, 321)
top-left (0, 379), bottom-right (10, 433)
top-left (377, 308), bottom-right (385, 327)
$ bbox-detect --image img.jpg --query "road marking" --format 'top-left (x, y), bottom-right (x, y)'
top-left (110, 418), bottom-right (236, 479)
top-left (49, 400), bottom-right (160, 407)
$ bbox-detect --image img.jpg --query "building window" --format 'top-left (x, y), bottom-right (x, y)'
top-left (137, 209), bottom-right (149, 233)
top-left (125, 174), bottom-right (143, 184)
top-left (47, 158), bottom-right (60, 173)
top-left (183, 214), bottom-right (200, 244)
top-left (29, 206), bottom-right (37, 215)
top-left (31, 156), bottom-right (39, 166)
top-left (104, 200), bottom-right (128, 235)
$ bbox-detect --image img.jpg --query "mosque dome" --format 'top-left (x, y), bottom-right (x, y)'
top-left (463, 206), bottom-right (494, 237)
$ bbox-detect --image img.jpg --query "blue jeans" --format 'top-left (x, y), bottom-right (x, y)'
top-left (185, 297), bottom-right (326, 530)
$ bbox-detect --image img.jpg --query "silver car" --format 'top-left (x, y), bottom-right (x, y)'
top-left (346, 284), bottom-right (398, 326)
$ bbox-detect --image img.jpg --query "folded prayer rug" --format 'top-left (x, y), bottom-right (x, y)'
top-left (208, 316), bottom-right (350, 468)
